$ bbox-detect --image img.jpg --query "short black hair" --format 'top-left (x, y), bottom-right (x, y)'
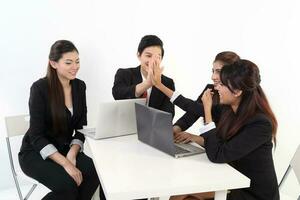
top-left (137, 35), bottom-right (164, 57)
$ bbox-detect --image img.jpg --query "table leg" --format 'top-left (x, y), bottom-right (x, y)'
top-left (214, 190), bottom-right (227, 200)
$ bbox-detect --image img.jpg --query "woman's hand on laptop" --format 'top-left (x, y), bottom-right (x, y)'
top-left (174, 132), bottom-right (205, 146)
top-left (173, 125), bottom-right (182, 137)
top-left (174, 132), bottom-right (194, 143)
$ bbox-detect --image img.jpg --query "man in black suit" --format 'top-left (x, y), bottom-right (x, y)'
top-left (112, 35), bottom-right (175, 117)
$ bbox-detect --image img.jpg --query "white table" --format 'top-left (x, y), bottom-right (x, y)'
top-left (86, 134), bottom-right (250, 200)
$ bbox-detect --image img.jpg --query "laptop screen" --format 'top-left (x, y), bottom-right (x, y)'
top-left (135, 103), bottom-right (175, 156)
top-left (95, 98), bottom-right (146, 139)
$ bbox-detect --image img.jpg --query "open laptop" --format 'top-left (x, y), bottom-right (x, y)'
top-left (135, 103), bottom-right (205, 158)
top-left (78, 98), bottom-right (146, 139)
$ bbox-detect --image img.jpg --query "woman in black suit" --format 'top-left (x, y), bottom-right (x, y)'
top-left (152, 59), bottom-right (279, 200)
top-left (173, 51), bottom-right (240, 134)
top-left (18, 40), bottom-right (105, 200)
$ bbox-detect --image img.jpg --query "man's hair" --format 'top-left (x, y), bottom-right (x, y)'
top-left (137, 35), bottom-right (164, 57)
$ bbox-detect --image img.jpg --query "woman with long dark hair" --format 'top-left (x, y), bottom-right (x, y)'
top-left (173, 51), bottom-right (240, 135)
top-left (18, 40), bottom-right (105, 200)
top-left (151, 59), bottom-right (279, 199)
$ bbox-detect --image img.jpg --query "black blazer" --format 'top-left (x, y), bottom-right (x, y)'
top-left (112, 65), bottom-right (175, 117)
top-left (20, 78), bottom-right (87, 154)
top-left (173, 95), bottom-right (279, 200)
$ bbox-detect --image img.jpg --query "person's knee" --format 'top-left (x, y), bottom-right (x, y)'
top-left (56, 182), bottom-right (79, 200)
top-left (77, 154), bottom-right (100, 184)
top-left (64, 190), bottom-right (79, 200)
top-left (44, 185), bottom-right (79, 200)
top-left (77, 154), bottom-right (97, 175)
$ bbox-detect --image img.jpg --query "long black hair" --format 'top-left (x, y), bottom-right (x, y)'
top-left (217, 59), bottom-right (277, 144)
top-left (46, 40), bottom-right (78, 135)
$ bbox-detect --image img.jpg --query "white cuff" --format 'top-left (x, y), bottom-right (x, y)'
top-left (199, 122), bottom-right (216, 134)
top-left (40, 144), bottom-right (58, 160)
top-left (170, 91), bottom-right (181, 103)
top-left (70, 139), bottom-right (84, 152)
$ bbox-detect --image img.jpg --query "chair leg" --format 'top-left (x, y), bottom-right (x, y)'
top-left (11, 173), bottom-right (23, 200)
top-left (279, 165), bottom-right (292, 188)
top-left (24, 184), bottom-right (37, 200)
top-left (6, 137), bottom-right (37, 200)
top-left (6, 137), bottom-right (23, 200)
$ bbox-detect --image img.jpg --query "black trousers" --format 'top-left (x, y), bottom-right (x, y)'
top-left (19, 149), bottom-right (106, 200)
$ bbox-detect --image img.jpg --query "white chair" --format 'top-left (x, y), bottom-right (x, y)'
top-left (279, 144), bottom-right (300, 199)
top-left (5, 115), bottom-right (38, 200)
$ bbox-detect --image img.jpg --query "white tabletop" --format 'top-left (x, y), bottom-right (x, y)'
top-left (86, 134), bottom-right (250, 200)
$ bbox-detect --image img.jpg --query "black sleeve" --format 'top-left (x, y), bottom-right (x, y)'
top-left (201, 115), bottom-right (272, 163)
top-left (112, 69), bottom-right (136, 100)
top-left (161, 78), bottom-right (175, 118)
top-left (27, 82), bottom-right (52, 152)
top-left (173, 94), bottom-right (205, 118)
top-left (174, 84), bottom-right (219, 130)
top-left (174, 95), bottom-right (202, 131)
top-left (73, 81), bottom-right (87, 143)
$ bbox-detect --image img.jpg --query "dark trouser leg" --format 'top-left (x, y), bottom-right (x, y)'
top-left (99, 182), bottom-right (106, 200)
top-left (76, 152), bottom-right (102, 200)
top-left (19, 151), bottom-right (79, 200)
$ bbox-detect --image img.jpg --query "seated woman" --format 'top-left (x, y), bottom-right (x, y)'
top-left (18, 40), bottom-right (105, 200)
top-left (151, 58), bottom-right (279, 200)
top-left (173, 51), bottom-right (240, 135)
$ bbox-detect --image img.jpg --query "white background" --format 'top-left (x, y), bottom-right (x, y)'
top-left (0, 0), bottom-right (299, 197)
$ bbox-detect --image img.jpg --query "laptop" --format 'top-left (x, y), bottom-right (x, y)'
top-left (135, 103), bottom-right (205, 158)
top-left (78, 98), bottom-right (146, 139)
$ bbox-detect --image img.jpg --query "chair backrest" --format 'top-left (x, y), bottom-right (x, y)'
top-left (5, 115), bottom-right (30, 174)
top-left (290, 145), bottom-right (300, 184)
top-left (5, 115), bottom-right (30, 137)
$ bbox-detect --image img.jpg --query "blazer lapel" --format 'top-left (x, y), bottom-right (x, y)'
top-left (71, 80), bottom-right (78, 119)
top-left (133, 65), bottom-right (143, 85)
top-left (149, 86), bottom-right (162, 107)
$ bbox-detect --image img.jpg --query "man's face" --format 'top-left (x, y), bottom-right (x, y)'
top-left (138, 46), bottom-right (162, 74)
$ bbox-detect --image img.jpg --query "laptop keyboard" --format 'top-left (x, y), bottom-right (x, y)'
top-left (175, 145), bottom-right (190, 154)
